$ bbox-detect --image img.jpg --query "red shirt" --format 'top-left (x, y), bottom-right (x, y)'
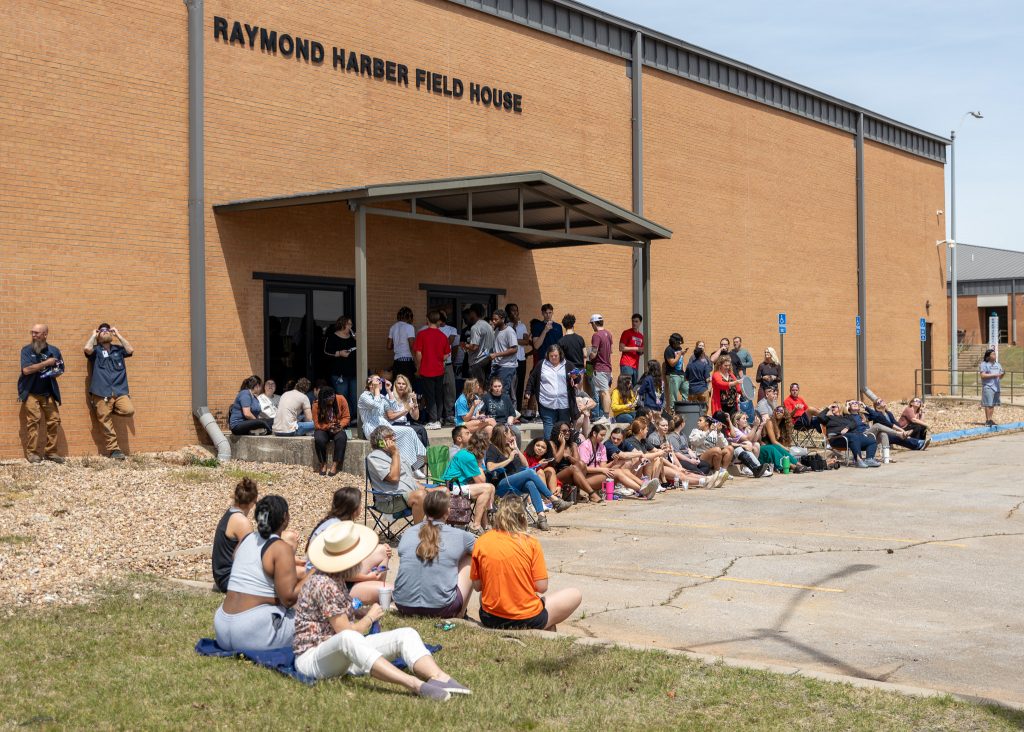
top-left (784, 395), bottom-right (808, 418)
top-left (414, 327), bottom-right (450, 378)
top-left (619, 328), bottom-right (644, 369)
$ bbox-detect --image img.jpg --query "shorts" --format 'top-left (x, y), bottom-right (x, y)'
top-left (982, 389), bottom-right (1000, 407)
top-left (479, 598), bottom-right (548, 630)
top-left (591, 371), bottom-right (611, 394)
top-left (373, 490), bottom-right (411, 515)
top-left (395, 591), bottom-right (464, 619)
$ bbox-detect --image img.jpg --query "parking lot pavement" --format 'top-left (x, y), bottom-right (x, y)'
top-left (541, 432), bottom-right (1024, 704)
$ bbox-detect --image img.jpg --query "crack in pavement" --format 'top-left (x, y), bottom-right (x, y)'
top-left (1007, 499), bottom-right (1024, 520)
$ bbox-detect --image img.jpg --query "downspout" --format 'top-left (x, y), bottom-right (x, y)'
top-left (185, 0), bottom-right (229, 461)
top-left (855, 112), bottom-right (867, 399)
top-left (630, 31), bottom-right (650, 364)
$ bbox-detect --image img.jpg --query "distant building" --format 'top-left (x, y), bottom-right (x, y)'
top-left (948, 244), bottom-right (1024, 346)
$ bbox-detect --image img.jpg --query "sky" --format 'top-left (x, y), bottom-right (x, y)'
top-left (585, 0), bottom-right (1024, 252)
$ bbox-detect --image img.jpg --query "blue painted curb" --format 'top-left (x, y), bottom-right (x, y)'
top-left (932, 421), bottom-right (1024, 443)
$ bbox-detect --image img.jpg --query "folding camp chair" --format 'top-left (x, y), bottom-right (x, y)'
top-left (821, 425), bottom-right (854, 466)
top-left (425, 444), bottom-right (451, 486)
top-left (794, 424), bottom-right (824, 449)
top-left (363, 457), bottom-right (414, 544)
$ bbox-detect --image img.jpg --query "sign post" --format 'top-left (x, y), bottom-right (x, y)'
top-left (778, 313), bottom-right (787, 391)
top-left (920, 317), bottom-right (927, 397)
top-left (989, 311), bottom-right (999, 358)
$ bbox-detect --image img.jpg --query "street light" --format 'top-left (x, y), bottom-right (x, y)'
top-left (948, 110), bottom-right (983, 393)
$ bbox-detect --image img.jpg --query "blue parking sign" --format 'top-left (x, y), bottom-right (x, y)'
top-left (778, 313), bottom-right (787, 326)
top-left (855, 315), bottom-right (862, 336)
top-left (920, 317), bottom-right (927, 342)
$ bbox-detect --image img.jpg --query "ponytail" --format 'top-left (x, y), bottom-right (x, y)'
top-left (415, 491), bottom-right (451, 563)
top-left (253, 495), bottom-right (288, 539)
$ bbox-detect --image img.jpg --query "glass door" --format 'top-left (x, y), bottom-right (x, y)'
top-left (265, 284), bottom-right (352, 388)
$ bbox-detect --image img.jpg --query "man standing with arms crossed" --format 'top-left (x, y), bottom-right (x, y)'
top-left (588, 314), bottom-right (613, 420)
top-left (19, 324), bottom-right (65, 464)
top-left (84, 322), bottom-right (137, 459)
top-left (488, 309), bottom-right (519, 398)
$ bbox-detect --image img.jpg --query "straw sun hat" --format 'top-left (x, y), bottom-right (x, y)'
top-left (307, 521), bottom-right (379, 574)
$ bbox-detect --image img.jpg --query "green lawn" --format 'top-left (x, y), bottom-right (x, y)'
top-left (2, 579), bottom-right (1021, 731)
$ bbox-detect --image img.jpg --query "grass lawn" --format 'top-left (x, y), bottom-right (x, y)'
top-left (4, 581), bottom-right (1023, 730)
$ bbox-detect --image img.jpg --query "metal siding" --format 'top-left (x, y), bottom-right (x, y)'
top-left (443, 0), bottom-right (947, 161)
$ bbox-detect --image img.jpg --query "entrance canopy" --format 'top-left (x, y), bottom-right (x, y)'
top-left (216, 170), bottom-right (671, 249)
top-left (215, 171), bottom-right (672, 383)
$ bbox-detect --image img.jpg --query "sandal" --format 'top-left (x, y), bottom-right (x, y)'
top-left (327, 468), bottom-right (340, 477)
top-left (318, 464), bottom-right (328, 476)
top-left (588, 492), bottom-right (603, 504)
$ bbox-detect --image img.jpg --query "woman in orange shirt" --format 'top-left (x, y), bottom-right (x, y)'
top-left (312, 386), bottom-right (351, 476)
top-left (470, 496), bottom-right (582, 630)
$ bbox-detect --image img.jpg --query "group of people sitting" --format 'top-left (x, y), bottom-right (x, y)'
top-left (210, 478), bottom-right (582, 700)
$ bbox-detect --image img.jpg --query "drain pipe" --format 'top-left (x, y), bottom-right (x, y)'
top-left (185, 0), bottom-right (229, 461)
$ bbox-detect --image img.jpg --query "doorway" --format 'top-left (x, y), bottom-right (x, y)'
top-left (263, 279), bottom-right (353, 389)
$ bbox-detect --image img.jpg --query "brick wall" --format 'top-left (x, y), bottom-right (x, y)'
top-left (1, 0), bottom-right (948, 457)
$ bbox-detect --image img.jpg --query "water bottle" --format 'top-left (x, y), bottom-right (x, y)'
top-left (673, 475), bottom-right (681, 490)
top-left (781, 456), bottom-right (791, 474)
top-left (603, 478), bottom-right (614, 501)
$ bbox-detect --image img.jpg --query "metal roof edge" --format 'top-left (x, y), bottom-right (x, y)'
top-left (446, 0), bottom-right (949, 150)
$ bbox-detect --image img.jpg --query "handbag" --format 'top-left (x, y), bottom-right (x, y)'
top-left (444, 479), bottom-right (474, 525)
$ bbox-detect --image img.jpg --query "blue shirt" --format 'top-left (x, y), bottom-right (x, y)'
top-left (980, 361), bottom-right (1003, 394)
top-left (531, 320), bottom-right (563, 355)
top-left (87, 344), bottom-right (132, 397)
top-left (18, 344), bottom-right (64, 404)
top-left (228, 389), bottom-right (262, 428)
top-left (442, 448), bottom-right (482, 484)
top-left (685, 356), bottom-right (711, 394)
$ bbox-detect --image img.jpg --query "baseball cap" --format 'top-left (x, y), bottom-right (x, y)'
top-left (589, 314), bottom-right (603, 324)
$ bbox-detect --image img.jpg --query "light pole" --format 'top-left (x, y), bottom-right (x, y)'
top-left (948, 110), bottom-right (982, 393)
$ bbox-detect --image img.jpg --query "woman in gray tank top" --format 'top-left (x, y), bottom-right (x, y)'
top-left (213, 495), bottom-right (309, 651)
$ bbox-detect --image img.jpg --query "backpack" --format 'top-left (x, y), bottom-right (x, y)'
top-left (800, 453), bottom-right (829, 472)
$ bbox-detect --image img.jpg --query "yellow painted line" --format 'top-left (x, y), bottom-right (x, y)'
top-left (580, 516), bottom-right (967, 548)
top-left (646, 568), bottom-right (844, 593)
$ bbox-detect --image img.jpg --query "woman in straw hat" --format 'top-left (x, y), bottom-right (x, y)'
top-left (470, 496), bottom-right (582, 631)
top-left (294, 521), bottom-right (469, 700)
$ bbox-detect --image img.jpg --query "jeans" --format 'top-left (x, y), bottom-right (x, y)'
top-left (330, 375), bottom-right (359, 422)
top-left (275, 421), bottom-right (314, 436)
top-left (420, 374), bottom-right (444, 423)
top-left (515, 360), bottom-right (527, 410)
top-left (497, 469), bottom-right (553, 513)
top-left (621, 365), bottom-right (638, 386)
top-left (313, 429), bottom-right (348, 466)
top-left (831, 433), bottom-right (877, 460)
top-left (294, 627), bottom-right (431, 679)
top-left (539, 404), bottom-right (571, 440)
top-left (214, 604), bottom-right (295, 652)
top-left (614, 412), bottom-right (635, 423)
top-left (443, 364), bottom-right (456, 421)
top-left (491, 364), bottom-right (517, 398)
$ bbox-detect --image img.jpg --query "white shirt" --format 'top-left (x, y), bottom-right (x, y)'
top-left (440, 324), bottom-right (459, 365)
top-left (256, 393), bottom-right (277, 418)
top-left (389, 321), bottom-right (415, 360)
top-left (538, 360), bottom-right (568, 409)
top-left (513, 321), bottom-right (528, 361)
top-left (273, 390), bottom-right (311, 434)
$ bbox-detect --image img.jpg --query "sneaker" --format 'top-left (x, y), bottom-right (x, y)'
top-left (614, 485), bottom-right (636, 497)
top-left (433, 677), bottom-right (472, 695)
top-left (656, 485), bottom-right (667, 493)
top-left (413, 468), bottom-right (426, 480)
top-left (27, 453), bottom-right (42, 464)
top-left (110, 450), bottom-right (126, 461)
top-left (855, 458), bottom-right (869, 469)
top-left (753, 463), bottom-right (770, 478)
top-left (552, 498), bottom-right (573, 513)
top-left (720, 468), bottom-right (733, 482)
top-left (739, 466), bottom-right (754, 478)
top-left (424, 421), bottom-right (442, 430)
top-left (639, 478), bottom-right (658, 499)
top-left (592, 416), bottom-right (611, 427)
top-left (535, 514), bottom-right (550, 531)
top-left (417, 680), bottom-right (452, 701)
top-left (922, 437), bottom-right (931, 451)
top-left (865, 458), bottom-right (881, 468)
top-left (44, 454), bottom-right (65, 464)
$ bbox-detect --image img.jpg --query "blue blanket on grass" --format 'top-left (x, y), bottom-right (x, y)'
top-left (194, 637), bottom-right (442, 685)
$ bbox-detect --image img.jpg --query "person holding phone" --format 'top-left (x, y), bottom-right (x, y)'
top-left (484, 424), bottom-right (572, 531)
top-left (454, 378), bottom-right (496, 436)
top-left (364, 426), bottom-right (430, 522)
top-left (324, 315), bottom-right (358, 418)
top-left (664, 333), bottom-right (689, 407)
top-left (359, 375), bottom-right (427, 473)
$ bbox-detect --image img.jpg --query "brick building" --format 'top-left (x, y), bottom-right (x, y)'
top-left (2, 0), bottom-right (950, 458)
top-left (947, 243), bottom-right (1024, 347)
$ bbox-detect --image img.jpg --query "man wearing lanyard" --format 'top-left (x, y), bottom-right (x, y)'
top-left (18, 324), bottom-right (65, 463)
top-left (84, 322), bottom-right (136, 459)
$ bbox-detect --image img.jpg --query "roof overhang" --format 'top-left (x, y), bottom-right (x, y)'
top-left (214, 171), bottom-right (672, 249)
